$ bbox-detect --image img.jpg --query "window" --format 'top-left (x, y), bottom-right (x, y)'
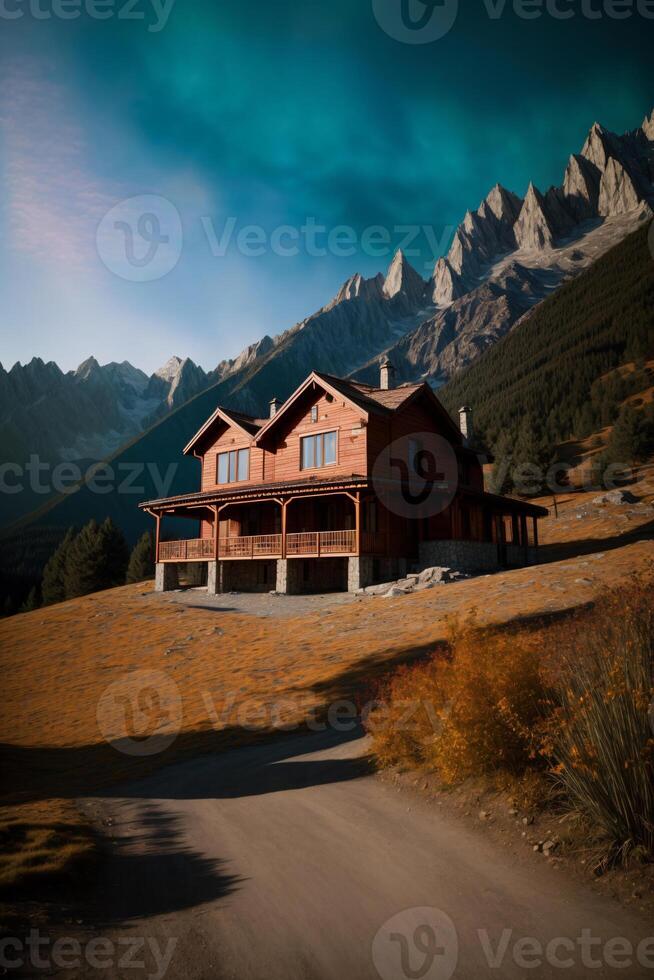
top-left (311, 405), bottom-right (319, 423)
top-left (300, 430), bottom-right (337, 470)
top-left (217, 448), bottom-right (249, 484)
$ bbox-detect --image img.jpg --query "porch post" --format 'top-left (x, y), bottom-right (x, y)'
top-left (155, 512), bottom-right (161, 563)
top-left (355, 491), bottom-right (361, 556)
top-left (213, 505), bottom-right (219, 560)
top-left (281, 499), bottom-right (287, 559)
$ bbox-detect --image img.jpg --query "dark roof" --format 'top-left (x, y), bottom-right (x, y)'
top-left (139, 473), bottom-right (369, 510)
top-left (220, 407), bottom-right (267, 435)
top-left (316, 372), bottom-right (424, 414)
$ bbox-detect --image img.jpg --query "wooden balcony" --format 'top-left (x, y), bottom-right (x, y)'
top-left (158, 529), bottom-right (390, 562)
top-left (286, 529), bottom-right (356, 557)
top-left (220, 534), bottom-right (283, 559)
top-left (159, 538), bottom-right (215, 562)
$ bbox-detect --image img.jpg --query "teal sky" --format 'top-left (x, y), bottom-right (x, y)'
top-left (0, 0), bottom-right (652, 373)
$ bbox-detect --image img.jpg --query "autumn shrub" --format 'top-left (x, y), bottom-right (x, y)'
top-left (366, 620), bottom-right (546, 784)
top-left (541, 583), bottom-right (654, 864)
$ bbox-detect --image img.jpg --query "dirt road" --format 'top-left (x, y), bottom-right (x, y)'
top-left (47, 730), bottom-right (654, 979)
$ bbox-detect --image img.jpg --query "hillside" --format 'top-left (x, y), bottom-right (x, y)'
top-left (440, 223), bottom-right (654, 449)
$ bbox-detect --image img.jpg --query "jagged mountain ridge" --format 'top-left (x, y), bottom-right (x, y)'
top-left (4, 108), bottom-right (654, 534)
top-left (0, 354), bottom-right (213, 467)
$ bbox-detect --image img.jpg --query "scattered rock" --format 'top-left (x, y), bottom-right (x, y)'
top-left (522, 816), bottom-right (534, 826)
top-left (592, 489), bottom-right (639, 506)
top-left (479, 810), bottom-right (492, 821)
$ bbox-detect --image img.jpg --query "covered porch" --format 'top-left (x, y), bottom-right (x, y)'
top-left (147, 479), bottom-right (389, 564)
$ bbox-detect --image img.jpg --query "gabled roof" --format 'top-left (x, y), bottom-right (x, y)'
top-left (254, 371), bottom-right (377, 444)
top-left (184, 368), bottom-right (462, 455)
top-left (183, 405), bottom-right (267, 456)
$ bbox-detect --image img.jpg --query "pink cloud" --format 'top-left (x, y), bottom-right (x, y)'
top-left (0, 59), bottom-right (116, 271)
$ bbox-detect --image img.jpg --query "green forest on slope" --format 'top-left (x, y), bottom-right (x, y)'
top-left (440, 222), bottom-right (654, 452)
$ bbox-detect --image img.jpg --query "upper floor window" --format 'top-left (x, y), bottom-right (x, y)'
top-left (301, 430), bottom-right (337, 470)
top-left (311, 405), bottom-right (319, 423)
top-left (217, 448), bottom-right (249, 484)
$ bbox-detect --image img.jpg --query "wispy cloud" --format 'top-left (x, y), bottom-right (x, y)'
top-left (0, 59), bottom-right (115, 271)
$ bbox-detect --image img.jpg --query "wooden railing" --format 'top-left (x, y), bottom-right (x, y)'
top-left (220, 534), bottom-right (283, 559)
top-left (286, 530), bottom-right (357, 556)
top-left (159, 538), bottom-right (215, 562)
top-left (159, 529), bottom-right (388, 561)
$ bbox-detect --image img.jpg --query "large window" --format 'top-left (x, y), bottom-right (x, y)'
top-left (217, 448), bottom-right (250, 484)
top-left (300, 430), bottom-right (337, 470)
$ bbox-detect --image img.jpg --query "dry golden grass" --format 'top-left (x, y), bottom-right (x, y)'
top-left (1, 464), bottom-right (653, 891)
top-left (0, 799), bottom-right (94, 893)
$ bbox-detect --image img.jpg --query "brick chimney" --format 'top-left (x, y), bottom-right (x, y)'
top-left (459, 405), bottom-right (473, 444)
top-left (380, 355), bottom-right (395, 391)
top-left (269, 397), bottom-right (281, 418)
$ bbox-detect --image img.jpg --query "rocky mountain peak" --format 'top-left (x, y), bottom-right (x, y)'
top-left (598, 156), bottom-right (643, 216)
top-left (642, 110), bottom-right (654, 142)
top-left (75, 356), bottom-right (101, 380)
top-left (154, 355), bottom-right (185, 382)
top-left (484, 183), bottom-right (523, 224)
top-left (383, 250), bottom-right (425, 304)
top-left (514, 183), bottom-right (556, 250)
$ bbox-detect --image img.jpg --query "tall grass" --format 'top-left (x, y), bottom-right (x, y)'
top-left (542, 585), bottom-right (654, 865)
top-left (367, 581), bottom-right (654, 865)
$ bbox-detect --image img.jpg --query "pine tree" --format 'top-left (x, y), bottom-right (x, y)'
top-left (63, 518), bottom-right (130, 599)
top-left (490, 430), bottom-right (514, 495)
top-left (605, 405), bottom-right (645, 467)
top-left (20, 586), bottom-right (40, 613)
top-left (511, 417), bottom-right (552, 497)
top-left (63, 520), bottom-right (104, 599)
top-left (41, 528), bottom-right (76, 606)
top-left (126, 532), bottom-right (155, 584)
top-left (97, 518), bottom-right (130, 589)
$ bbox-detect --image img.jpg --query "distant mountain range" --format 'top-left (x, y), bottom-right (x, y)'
top-left (3, 107), bottom-right (653, 532)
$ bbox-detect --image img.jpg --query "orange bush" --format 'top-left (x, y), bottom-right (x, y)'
top-left (366, 619), bottom-right (546, 783)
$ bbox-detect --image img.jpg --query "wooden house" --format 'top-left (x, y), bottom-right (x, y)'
top-left (140, 361), bottom-right (547, 594)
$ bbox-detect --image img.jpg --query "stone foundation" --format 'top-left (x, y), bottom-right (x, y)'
top-left (347, 556), bottom-right (375, 592)
top-left (419, 540), bottom-right (499, 574)
top-left (275, 559), bottom-right (302, 595)
top-left (155, 562), bottom-right (179, 592)
top-left (419, 540), bottom-right (539, 574)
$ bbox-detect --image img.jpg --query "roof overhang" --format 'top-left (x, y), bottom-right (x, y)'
top-left (139, 475), bottom-right (370, 512)
top-left (183, 406), bottom-right (259, 456)
top-left (254, 372), bottom-right (370, 445)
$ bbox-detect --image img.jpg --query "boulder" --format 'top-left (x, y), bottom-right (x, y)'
top-left (592, 489), bottom-right (639, 506)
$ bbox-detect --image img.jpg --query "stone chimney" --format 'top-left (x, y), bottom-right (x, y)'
top-left (380, 355), bottom-right (396, 391)
top-left (269, 397), bottom-right (281, 418)
top-left (459, 406), bottom-right (473, 444)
